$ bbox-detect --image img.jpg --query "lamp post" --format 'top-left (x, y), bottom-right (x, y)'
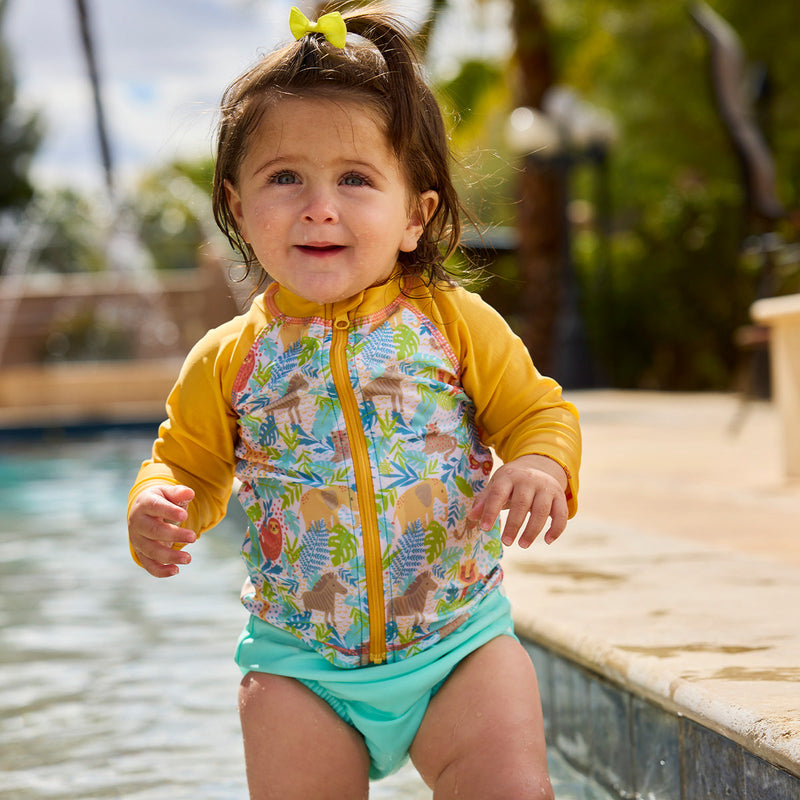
top-left (507, 88), bottom-right (616, 388)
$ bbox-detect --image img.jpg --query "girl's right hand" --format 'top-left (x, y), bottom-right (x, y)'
top-left (127, 484), bottom-right (197, 578)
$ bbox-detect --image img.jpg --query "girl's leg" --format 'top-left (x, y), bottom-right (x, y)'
top-left (239, 672), bottom-right (371, 800)
top-left (409, 635), bottom-right (554, 800)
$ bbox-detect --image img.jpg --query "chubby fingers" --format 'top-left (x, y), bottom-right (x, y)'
top-left (134, 522), bottom-right (196, 574)
top-left (519, 487), bottom-right (569, 547)
top-left (137, 548), bottom-right (191, 579)
top-left (128, 487), bottom-right (197, 578)
top-left (469, 463), bottom-right (569, 549)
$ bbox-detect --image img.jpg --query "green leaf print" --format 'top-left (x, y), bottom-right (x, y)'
top-left (280, 483), bottom-right (303, 510)
top-left (245, 504), bottom-right (263, 523)
top-left (298, 337), bottom-right (321, 366)
top-left (440, 546), bottom-right (463, 580)
top-left (283, 595), bottom-right (303, 614)
top-left (388, 439), bottom-right (408, 464)
top-left (330, 467), bottom-right (350, 484)
top-left (382, 545), bottom-right (399, 571)
top-left (375, 486), bottom-right (397, 516)
top-left (436, 595), bottom-right (469, 615)
top-left (295, 451), bottom-right (313, 473)
top-left (378, 412), bottom-right (397, 440)
top-left (283, 535), bottom-right (305, 565)
top-left (418, 382), bottom-right (459, 412)
top-left (424, 521), bottom-right (447, 564)
top-left (279, 425), bottom-right (299, 450)
top-left (350, 606), bottom-right (369, 629)
top-left (314, 623), bottom-right (333, 642)
top-left (397, 625), bottom-right (420, 645)
top-left (453, 475), bottom-right (474, 498)
top-left (329, 524), bottom-right (358, 567)
top-left (314, 396), bottom-right (339, 429)
top-left (254, 362), bottom-right (272, 387)
top-left (421, 459), bottom-right (438, 480)
top-left (483, 538), bottom-right (502, 560)
top-left (393, 324), bottom-right (420, 360)
top-left (258, 581), bottom-right (278, 602)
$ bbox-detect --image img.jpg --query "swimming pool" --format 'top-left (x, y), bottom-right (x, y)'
top-left (0, 432), bottom-right (613, 799)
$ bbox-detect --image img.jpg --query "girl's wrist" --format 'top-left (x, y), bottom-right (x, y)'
top-left (512, 454), bottom-right (568, 491)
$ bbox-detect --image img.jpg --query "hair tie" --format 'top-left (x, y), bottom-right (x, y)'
top-left (289, 7), bottom-right (347, 49)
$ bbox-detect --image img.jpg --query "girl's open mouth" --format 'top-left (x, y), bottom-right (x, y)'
top-left (297, 244), bottom-right (345, 255)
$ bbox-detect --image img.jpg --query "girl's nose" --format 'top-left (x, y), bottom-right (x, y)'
top-left (302, 186), bottom-right (339, 224)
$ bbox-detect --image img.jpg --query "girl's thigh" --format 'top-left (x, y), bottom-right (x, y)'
top-left (409, 635), bottom-right (554, 800)
top-left (238, 671), bottom-right (370, 800)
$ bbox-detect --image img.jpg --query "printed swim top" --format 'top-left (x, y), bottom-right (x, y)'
top-left (129, 274), bottom-right (581, 668)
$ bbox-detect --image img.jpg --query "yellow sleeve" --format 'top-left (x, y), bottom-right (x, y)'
top-left (433, 285), bottom-right (582, 516)
top-left (127, 299), bottom-right (266, 540)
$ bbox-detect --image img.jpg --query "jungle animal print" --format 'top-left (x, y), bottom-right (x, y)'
top-left (302, 573), bottom-right (348, 625)
top-left (386, 571), bottom-right (437, 627)
top-left (232, 292), bottom-right (503, 667)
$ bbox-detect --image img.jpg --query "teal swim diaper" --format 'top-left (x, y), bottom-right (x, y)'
top-left (234, 588), bottom-right (516, 780)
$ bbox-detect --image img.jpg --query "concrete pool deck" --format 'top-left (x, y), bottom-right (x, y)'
top-left (2, 376), bottom-right (798, 792)
top-left (503, 390), bottom-right (800, 792)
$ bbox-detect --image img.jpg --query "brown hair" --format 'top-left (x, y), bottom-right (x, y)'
top-left (212, 5), bottom-right (464, 286)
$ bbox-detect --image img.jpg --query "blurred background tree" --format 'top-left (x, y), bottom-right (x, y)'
top-left (0, 0), bottom-right (41, 211)
top-left (3, 0), bottom-right (798, 387)
top-left (439, 0), bottom-right (799, 390)
top-left (0, 0), bottom-right (39, 212)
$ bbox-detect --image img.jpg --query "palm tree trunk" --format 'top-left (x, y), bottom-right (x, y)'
top-left (510, 0), bottom-right (563, 376)
top-left (74, 0), bottom-right (114, 197)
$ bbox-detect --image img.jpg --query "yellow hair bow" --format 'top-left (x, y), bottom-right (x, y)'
top-left (289, 7), bottom-right (347, 49)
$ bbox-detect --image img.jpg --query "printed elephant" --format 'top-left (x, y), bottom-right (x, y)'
top-left (300, 486), bottom-right (358, 531)
top-left (394, 478), bottom-right (447, 533)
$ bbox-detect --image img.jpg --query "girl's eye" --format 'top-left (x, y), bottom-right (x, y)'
top-left (271, 171), bottom-right (298, 185)
top-left (342, 173), bottom-right (369, 187)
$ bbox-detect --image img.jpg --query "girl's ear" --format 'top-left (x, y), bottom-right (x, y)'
top-left (400, 190), bottom-right (439, 253)
top-left (224, 179), bottom-right (249, 243)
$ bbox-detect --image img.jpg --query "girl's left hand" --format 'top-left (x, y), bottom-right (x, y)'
top-left (467, 454), bottom-right (569, 548)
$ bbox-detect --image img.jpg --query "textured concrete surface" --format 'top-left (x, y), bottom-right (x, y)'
top-left (504, 390), bottom-right (800, 777)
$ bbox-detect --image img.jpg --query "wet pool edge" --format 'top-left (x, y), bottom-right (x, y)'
top-left (520, 637), bottom-right (800, 800)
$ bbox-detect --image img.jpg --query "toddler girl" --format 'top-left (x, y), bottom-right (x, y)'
top-left (128, 7), bottom-right (581, 799)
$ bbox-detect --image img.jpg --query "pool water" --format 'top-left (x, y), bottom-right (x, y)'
top-left (0, 433), bottom-right (613, 799)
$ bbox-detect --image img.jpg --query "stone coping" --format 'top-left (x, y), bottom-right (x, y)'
top-left (505, 524), bottom-right (800, 777)
top-left (521, 638), bottom-right (800, 799)
top-left (503, 390), bottom-right (800, 780)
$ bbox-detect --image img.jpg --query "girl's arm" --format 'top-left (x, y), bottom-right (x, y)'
top-left (127, 311), bottom-right (258, 568)
top-left (433, 285), bottom-right (581, 545)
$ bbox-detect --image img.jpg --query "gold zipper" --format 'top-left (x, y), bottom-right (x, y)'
top-left (330, 317), bottom-right (387, 664)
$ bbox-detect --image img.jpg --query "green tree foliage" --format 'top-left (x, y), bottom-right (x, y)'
top-left (132, 160), bottom-right (214, 272)
top-left (442, 0), bottom-right (798, 389)
top-left (32, 189), bottom-right (109, 274)
top-left (545, 0), bottom-right (799, 388)
top-left (0, 0), bottom-right (40, 210)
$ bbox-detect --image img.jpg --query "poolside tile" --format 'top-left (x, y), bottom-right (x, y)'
top-left (589, 678), bottom-right (634, 798)
top-left (744, 752), bottom-right (800, 799)
top-left (631, 697), bottom-right (681, 800)
top-left (683, 720), bottom-right (744, 800)
top-left (551, 654), bottom-right (592, 773)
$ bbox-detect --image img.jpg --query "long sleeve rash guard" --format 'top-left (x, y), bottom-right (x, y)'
top-left (129, 274), bottom-right (581, 667)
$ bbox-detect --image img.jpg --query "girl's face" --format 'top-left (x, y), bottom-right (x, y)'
top-left (225, 96), bottom-right (438, 306)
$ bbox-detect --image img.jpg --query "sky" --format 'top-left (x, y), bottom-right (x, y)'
top-left (4, 0), bottom-right (511, 197)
